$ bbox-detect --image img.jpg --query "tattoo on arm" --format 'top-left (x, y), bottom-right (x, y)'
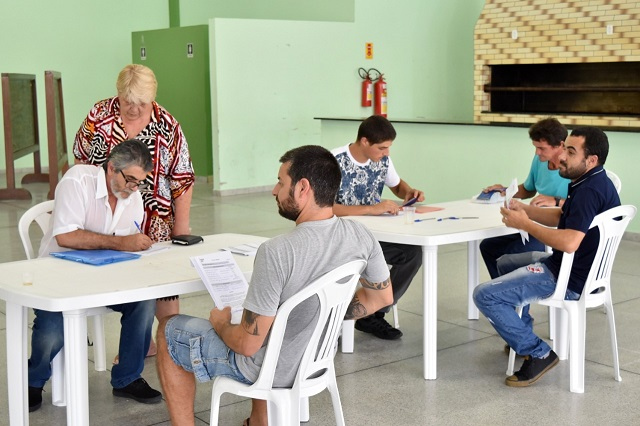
top-left (345, 294), bottom-right (367, 320)
top-left (241, 310), bottom-right (261, 336)
top-left (360, 277), bottom-right (391, 290)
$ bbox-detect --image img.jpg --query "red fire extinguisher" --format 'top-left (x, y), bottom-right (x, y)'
top-left (374, 73), bottom-right (387, 117)
top-left (359, 68), bottom-right (373, 107)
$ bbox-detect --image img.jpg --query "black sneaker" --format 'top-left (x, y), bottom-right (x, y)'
top-left (28, 386), bottom-right (43, 412)
top-left (505, 350), bottom-right (559, 387)
top-left (355, 315), bottom-right (403, 340)
top-left (113, 378), bottom-right (162, 404)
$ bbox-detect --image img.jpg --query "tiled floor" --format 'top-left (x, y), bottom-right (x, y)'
top-left (2, 178), bottom-right (640, 425)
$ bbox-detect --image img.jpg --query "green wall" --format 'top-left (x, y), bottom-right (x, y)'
top-left (0, 0), bottom-right (168, 170)
top-left (208, 0), bottom-right (485, 193)
top-left (179, 0), bottom-right (355, 24)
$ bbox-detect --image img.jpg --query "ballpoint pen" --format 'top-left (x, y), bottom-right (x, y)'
top-left (437, 216), bottom-right (479, 221)
top-left (414, 218), bottom-right (435, 222)
top-left (134, 221), bottom-right (143, 233)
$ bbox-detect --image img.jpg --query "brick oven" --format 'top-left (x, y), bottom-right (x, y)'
top-left (474, 0), bottom-right (640, 128)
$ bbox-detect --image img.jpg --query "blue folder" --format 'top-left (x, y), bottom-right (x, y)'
top-left (50, 250), bottom-right (141, 266)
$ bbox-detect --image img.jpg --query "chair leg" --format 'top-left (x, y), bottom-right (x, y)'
top-left (325, 373), bottom-right (346, 426)
top-left (341, 320), bottom-right (354, 353)
top-left (92, 314), bottom-right (107, 371)
top-left (392, 304), bottom-right (400, 329)
top-left (569, 307), bottom-right (586, 393)
top-left (506, 306), bottom-right (523, 376)
top-left (553, 309), bottom-right (569, 361)
top-left (549, 306), bottom-right (556, 340)
top-left (299, 396), bottom-right (310, 422)
top-left (605, 300), bottom-right (622, 382)
top-left (51, 350), bottom-right (66, 407)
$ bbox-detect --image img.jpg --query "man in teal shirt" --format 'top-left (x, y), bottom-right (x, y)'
top-left (480, 117), bottom-right (569, 279)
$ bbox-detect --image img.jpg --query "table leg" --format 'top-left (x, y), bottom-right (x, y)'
top-left (63, 310), bottom-right (90, 426)
top-left (467, 240), bottom-right (480, 320)
top-left (423, 245), bottom-right (438, 380)
top-left (6, 302), bottom-right (29, 425)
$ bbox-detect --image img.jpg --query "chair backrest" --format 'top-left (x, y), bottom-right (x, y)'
top-left (251, 259), bottom-right (366, 390)
top-left (606, 170), bottom-right (622, 194)
top-left (18, 200), bottom-right (55, 259)
top-left (551, 205), bottom-right (636, 303)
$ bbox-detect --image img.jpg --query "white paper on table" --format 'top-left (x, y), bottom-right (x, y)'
top-left (126, 243), bottom-right (170, 256)
top-left (504, 178), bottom-right (529, 244)
top-left (221, 242), bottom-right (260, 257)
top-left (190, 250), bottom-right (248, 324)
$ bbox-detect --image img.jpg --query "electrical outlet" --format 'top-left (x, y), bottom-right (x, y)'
top-left (511, 30), bottom-right (518, 40)
top-left (606, 25), bottom-right (614, 35)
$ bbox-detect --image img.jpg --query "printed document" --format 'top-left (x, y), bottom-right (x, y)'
top-left (505, 178), bottom-right (529, 244)
top-left (191, 250), bottom-right (248, 324)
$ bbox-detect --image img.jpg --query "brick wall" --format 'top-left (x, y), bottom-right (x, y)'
top-left (474, 0), bottom-right (640, 127)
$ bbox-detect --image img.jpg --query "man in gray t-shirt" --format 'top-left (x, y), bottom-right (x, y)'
top-left (156, 145), bottom-right (393, 425)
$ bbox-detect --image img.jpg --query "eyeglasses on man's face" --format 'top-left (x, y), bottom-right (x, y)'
top-left (119, 170), bottom-right (149, 190)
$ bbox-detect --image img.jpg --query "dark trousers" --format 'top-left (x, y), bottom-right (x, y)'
top-left (377, 241), bottom-right (423, 315)
top-left (479, 234), bottom-right (545, 279)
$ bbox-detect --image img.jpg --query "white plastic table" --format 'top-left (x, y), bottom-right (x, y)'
top-left (0, 233), bottom-right (266, 426)
top-left (346, 200), bottom-right (517, 380)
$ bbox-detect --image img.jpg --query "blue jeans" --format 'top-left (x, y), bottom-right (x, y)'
top-left (473, 260), bottom-right (580, 358)
top-left (480, 234), bottom-right (545, 279)
top-left (496, 251), bottom-right (554, 329)
top-left (28, 300), bottom-right (155, 389)
top-left (165, 315), bottom-right (251, 384)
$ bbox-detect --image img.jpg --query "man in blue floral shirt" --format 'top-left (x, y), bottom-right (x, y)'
top-left (332, 115), bottom-right (424, 340)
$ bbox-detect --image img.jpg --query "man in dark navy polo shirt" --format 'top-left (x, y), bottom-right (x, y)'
top-left (473, 126), bottom-right (620, 388)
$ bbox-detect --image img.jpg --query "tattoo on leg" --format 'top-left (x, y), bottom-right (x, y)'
top-left (345, 294), bottom-right (367, 320)
top-left (360, 277), bottom-right (391, 290)
top-left (241, 310), bottom-right (261, 336)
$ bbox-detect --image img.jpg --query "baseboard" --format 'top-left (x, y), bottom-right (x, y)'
top-left (213, 185), bottom-right (272, 197)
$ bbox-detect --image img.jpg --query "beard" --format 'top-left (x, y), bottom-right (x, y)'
top-left (559, 159), bottom-right (587, 180)
top-left (110, 178), bottom-right (134, 200)
top-left (276, 189), bottom-right (301, 222)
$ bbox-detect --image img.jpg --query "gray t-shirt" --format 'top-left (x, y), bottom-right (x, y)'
top-left (236, 215), bottom-right (389, 387)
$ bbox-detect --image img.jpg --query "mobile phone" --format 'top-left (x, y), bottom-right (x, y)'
top-left (402, 197), bottom-right (418, 207)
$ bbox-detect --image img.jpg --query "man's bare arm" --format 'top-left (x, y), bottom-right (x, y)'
top-left (210, 307), bottom-right (275, 356)
top-left (344, 277), bottom-right (394, 320)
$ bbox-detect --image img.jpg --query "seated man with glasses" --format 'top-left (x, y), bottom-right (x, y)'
top-left (28, 139), bottom-right (162, 413)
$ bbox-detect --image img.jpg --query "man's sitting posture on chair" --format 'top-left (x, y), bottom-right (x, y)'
top-left (29, 140), bottom-right (161, 412)
top-left (473, 127), bottom-right (620, 387)
top-left (156, 145), bottom-right (393, 426)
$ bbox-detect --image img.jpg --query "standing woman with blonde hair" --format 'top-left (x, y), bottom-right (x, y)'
top-left (74, 64), bottom-right (195, 357)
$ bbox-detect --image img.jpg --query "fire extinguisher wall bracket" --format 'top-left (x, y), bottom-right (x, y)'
top-left (373, 74), bottom-right (387, 117)
top-left (359, 67), bottom-right (373, 107)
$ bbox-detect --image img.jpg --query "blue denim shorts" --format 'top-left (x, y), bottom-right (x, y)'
top-left (165, 315), bottom-right (251, 384)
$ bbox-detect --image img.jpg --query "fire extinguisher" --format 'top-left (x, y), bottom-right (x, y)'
top-left (373, 73), bottom-right (387, 117)
top-left (359, 67), bottom-right (373, 107)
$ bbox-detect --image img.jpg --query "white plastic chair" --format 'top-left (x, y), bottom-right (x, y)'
top-left (210, 259), bottom-right (366, 425)
top-left (606, 170), bottom-right (622, 194)
top-left (548, 170), bottom-right (622, 340)
top-left (507, 205), bottom-right (637, 393)
top-left (19, 200), bottom-right (111, 406)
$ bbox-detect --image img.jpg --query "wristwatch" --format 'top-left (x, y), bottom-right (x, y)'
top-left (554, 197), bottom-right (561, 207)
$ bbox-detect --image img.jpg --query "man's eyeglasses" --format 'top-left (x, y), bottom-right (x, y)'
top-left (119, 170), bottom-right (149, 190)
